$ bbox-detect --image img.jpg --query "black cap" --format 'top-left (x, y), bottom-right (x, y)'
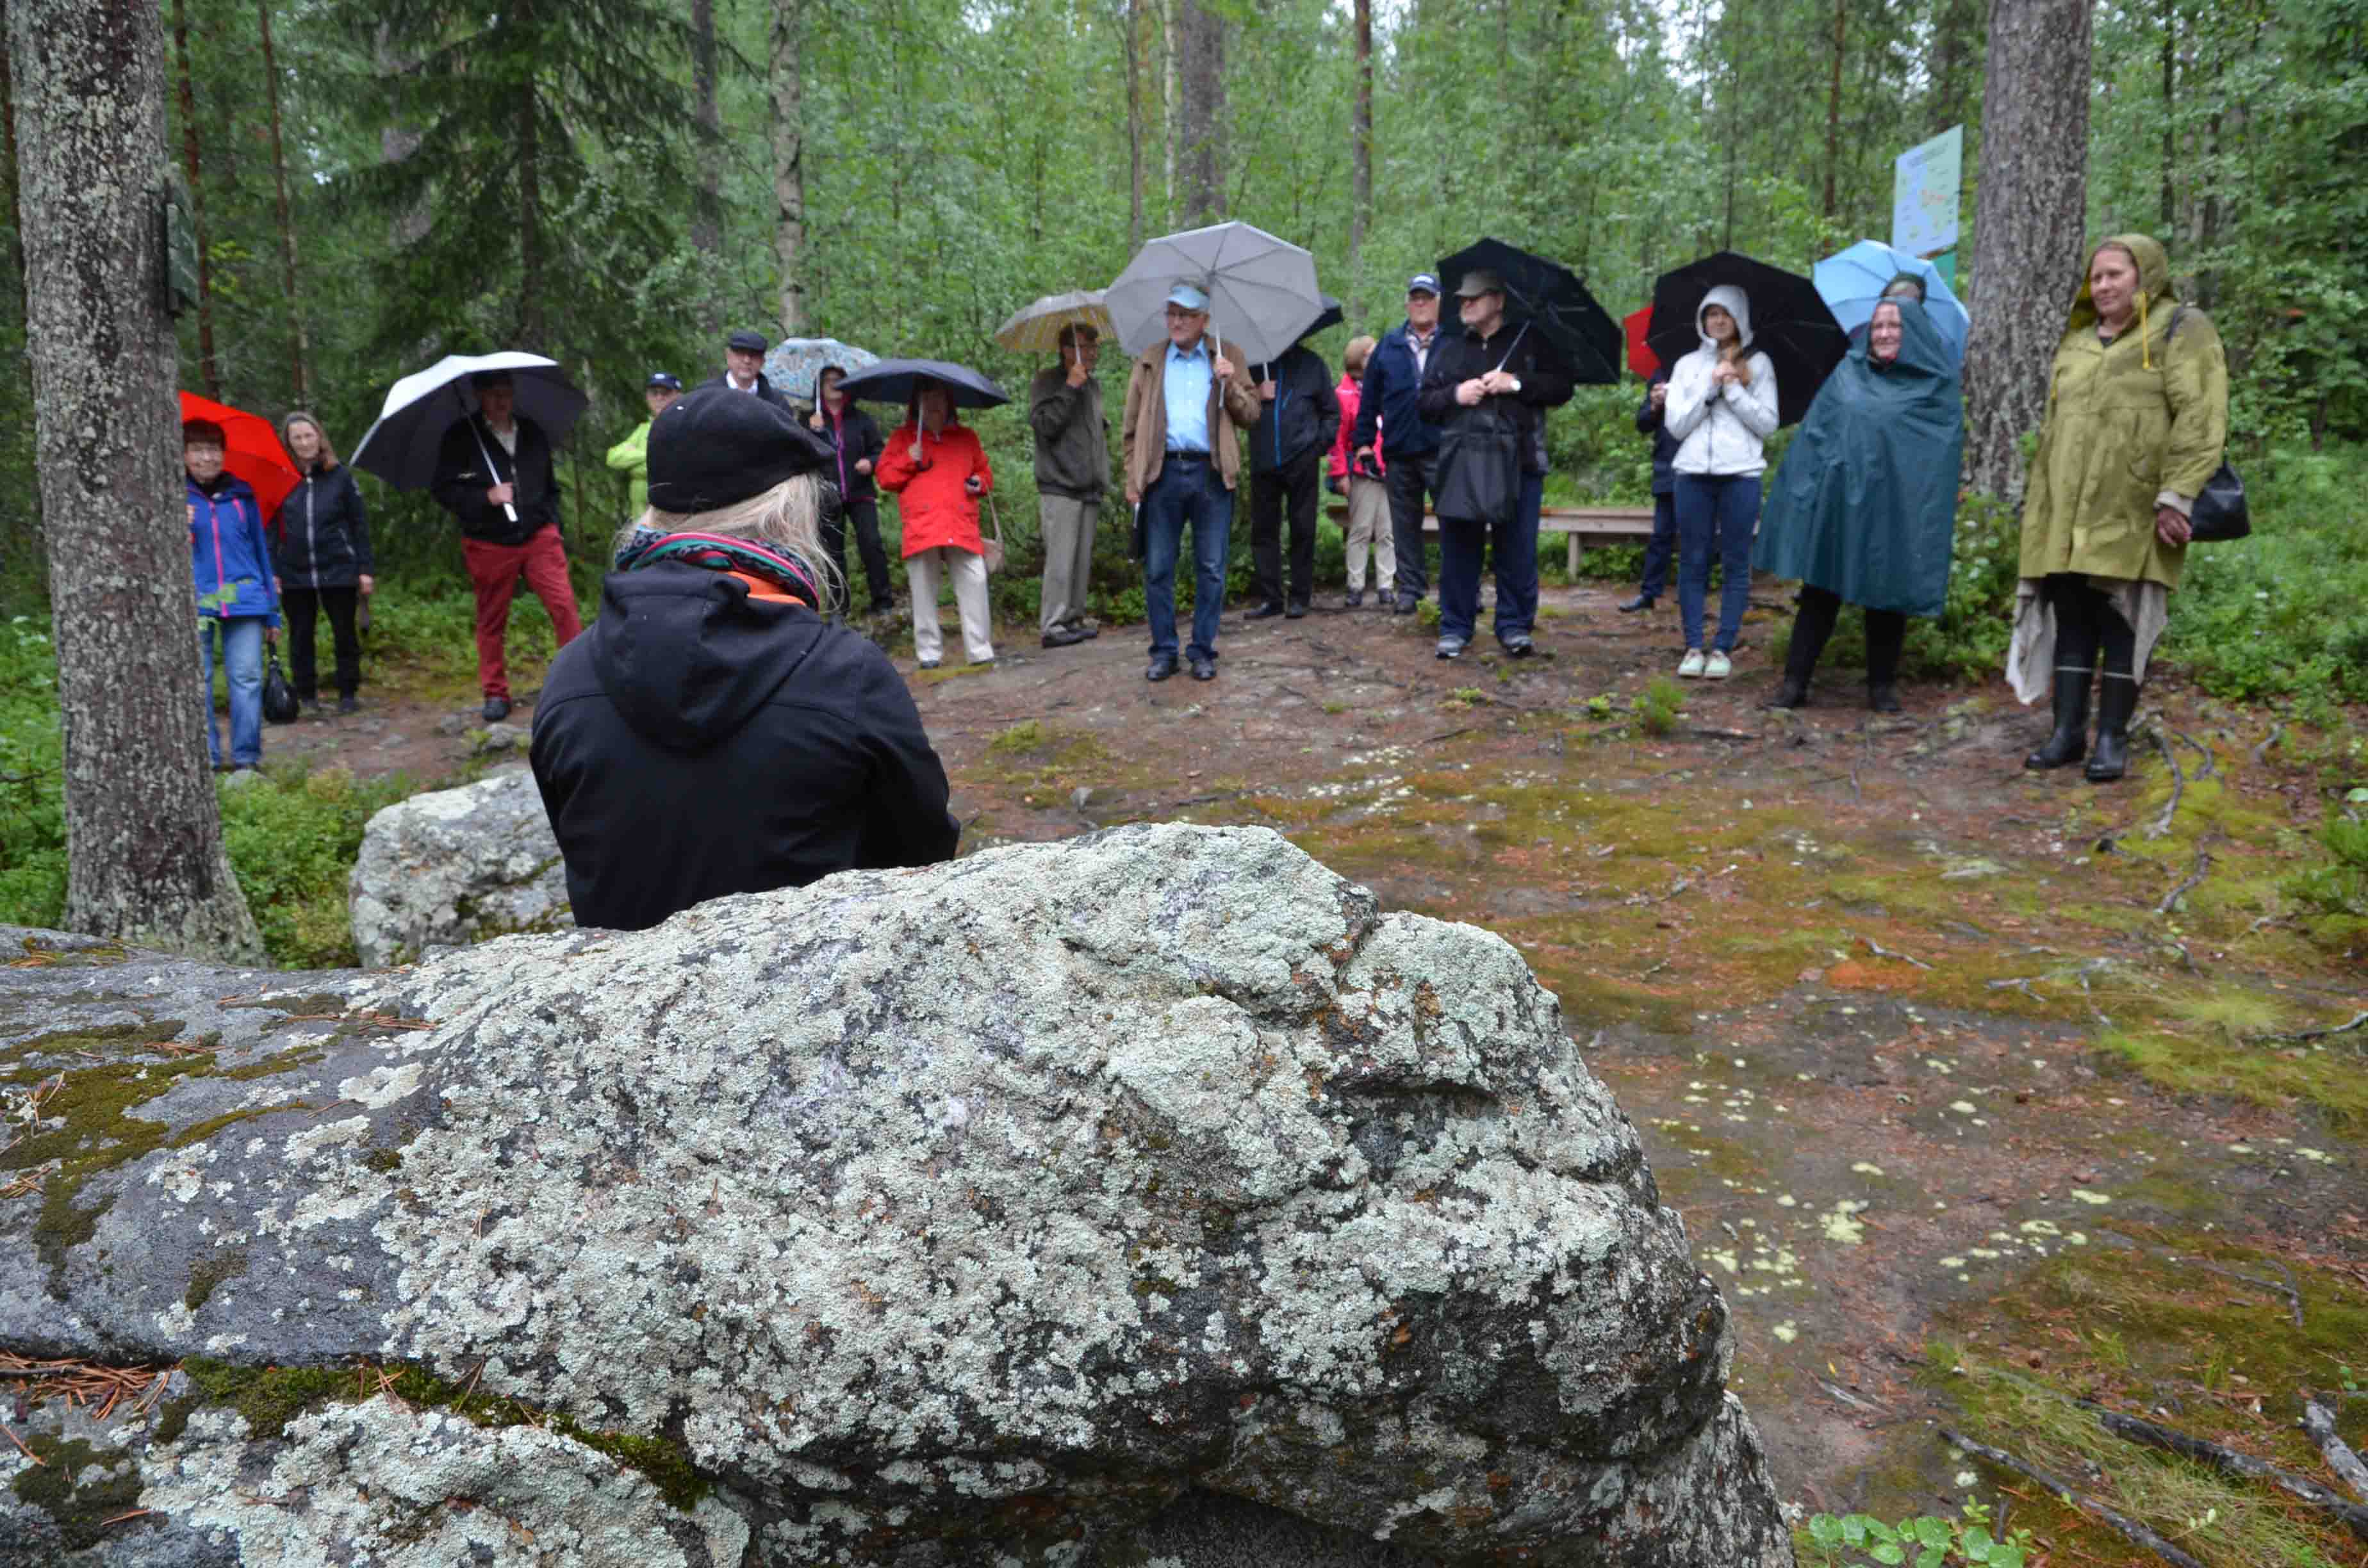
top-left (726, 329), bottom-right (769, 355)
top-left (469, 369), bottom-right (514, 389)
top-left (646, 372), bottom-right (682, 391)
top-left (646, 387), bottom-right (834, 513)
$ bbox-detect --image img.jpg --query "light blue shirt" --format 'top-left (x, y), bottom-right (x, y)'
top-left (1163, 338), bottom-right (1213, 453)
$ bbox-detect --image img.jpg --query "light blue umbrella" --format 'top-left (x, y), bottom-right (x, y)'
top-left (1813, 240), bottom-right (1969, 366)
top-left (762, 338), bottom-right (880, 402)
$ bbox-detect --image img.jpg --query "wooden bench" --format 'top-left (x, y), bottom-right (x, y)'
top-left (1324, 503), bottom-right (1655, 576)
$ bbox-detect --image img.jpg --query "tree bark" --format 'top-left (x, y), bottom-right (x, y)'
top-left (516, 77), bottom-right (545, 354)
top-left (256, 0), bottom-right (309, 405)
top-left (2159, 0), bottom-right (2175, 233)
top-left (6, 0), bottom-right (263, 963)
top-left (1962, 0), bottom-right (2093, 503)
top-left (168, 0), bottom-right (220, 399)
top-left (691, 0), bottom-right (723, 335)
top-left (1349, 0), bottom-right (1372, 299)
top-left (376, 24), bottom-right (428, 249)
top-left (770, 0), bottom-right (806, 336)
top-left (1124, 0), bottom-right (1146, 251)
top-left (1175, 0), bottom-right (1224, 223)
top-left (1824, 0), bottom-right (1847, 219)
top-left (1930, 0), bottom-right (1979, 131)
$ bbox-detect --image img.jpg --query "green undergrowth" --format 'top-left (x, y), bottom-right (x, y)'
top-left (1927, 1230), bottom-right (2368, 1567)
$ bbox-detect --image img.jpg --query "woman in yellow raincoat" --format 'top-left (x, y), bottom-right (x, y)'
top-left (2010, 233), bottom-right (2227, 783)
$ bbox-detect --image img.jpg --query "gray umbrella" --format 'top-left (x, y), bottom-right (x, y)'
top-left (1106, 222), bottom-right (1324, 366)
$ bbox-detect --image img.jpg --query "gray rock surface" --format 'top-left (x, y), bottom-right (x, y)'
top-left (1, 826), bottom-right (1792, 1565)
top-left (345, 764), bottom-right (571, 968)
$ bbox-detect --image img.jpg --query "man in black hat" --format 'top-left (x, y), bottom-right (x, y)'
top-left (701, 329), bottom-right (792, 408)
top-left (431, 369), bottom-right (580, 723)
top-left (529, 388), bottom-right (957, 933)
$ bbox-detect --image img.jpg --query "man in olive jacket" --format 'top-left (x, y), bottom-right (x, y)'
top-left (1029, 322), bottom-right (1108, 649)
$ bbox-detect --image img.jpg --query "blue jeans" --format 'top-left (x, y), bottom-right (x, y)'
top-left (1676, 473), bottom-right (1759, 653)
top-left (1142, 456), bottom-right (1233, 662)
top-left (1638, 490), bottom-right (1677, 601)
top-left (1436, 471), bottom-right (1544, 644)
top-left (199, 614), bottom-right (267, 767)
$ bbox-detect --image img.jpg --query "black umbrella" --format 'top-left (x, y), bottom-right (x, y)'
top-left (1645, 252), bottom-right (1848, 427)
top-left (1301, 293), bottom-right (1344, 339)
top-left (1436, 238), bottom-right (1623, 385)
top-left (836, 357), bottom-right (1009, 411)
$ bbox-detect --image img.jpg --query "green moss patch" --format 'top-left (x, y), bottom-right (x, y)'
top-left (8, 1435), bottom-right (144, 1550)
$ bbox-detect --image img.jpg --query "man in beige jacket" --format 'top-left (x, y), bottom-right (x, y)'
top-left (1121, 283), bottom-right (1260, 682)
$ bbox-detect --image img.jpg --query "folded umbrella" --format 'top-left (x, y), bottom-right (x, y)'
top-left (764, 337), bottom-right (880, 402)
top-left (1813, 239), bottom-right (1970, 366)
top-left (177, 391), bottom-right (300, 519)
top-left (994, 292), bottom-right (1115, 356)
top-left (835, 358), bottom-right (1009, 411)
top-left (1106, 221), bottom-right (1324, 366)
top-left (1437, 238), bottom-right (1624, 384)
top-left (1624, 306), bottom-right (1660, 379)
top-left (349, 352), bottom-right (589, 509)
top-left (1646, 252), bottom-right (1848, 427)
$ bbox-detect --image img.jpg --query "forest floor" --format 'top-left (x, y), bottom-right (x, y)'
top-left (286, 580), bottom-right (2368, 1565)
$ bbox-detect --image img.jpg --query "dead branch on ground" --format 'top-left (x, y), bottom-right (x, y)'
top-left (1941, 1427), bottom-right (2208, 1568)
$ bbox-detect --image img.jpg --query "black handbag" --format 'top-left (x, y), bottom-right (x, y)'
top-left (261, 648), bottom-right (301, 724)
top-left (2164, 306), bottom-right (2248, 543)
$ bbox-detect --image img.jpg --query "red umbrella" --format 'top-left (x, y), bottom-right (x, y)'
top-left (1624, 306), bottom-right (1659, 379)
top-left (177, 391), bottom-right (299, 520)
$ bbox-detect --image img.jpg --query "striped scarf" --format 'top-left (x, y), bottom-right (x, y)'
top-left (614, 527), bottom-right (819, 608)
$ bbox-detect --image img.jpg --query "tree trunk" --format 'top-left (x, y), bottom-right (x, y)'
top-left (1962, 0), bottom-right (2093, 504)
top-left (6, 0), bottom-right (263, 963)
top-left (168, 0), bottom-right (219, 399)
top-left (1349, 0), bottom-right (1372, 300)
top-left (770, 0), bottom-right (806, 336)
top-left (1930, 0), bottom-right (1978, 131)
top-left (2159, 0), bottom-right (2175, 233)
top-left (1175, 0), bottom-right (1224, 223)
top-left (376, 24), bottom-right (427, 249)
top-left (1823, 0), bottom-right (1846, 218)
top-left (691, 0), bottom-right (723, 335)
top-left (256, 0), bottom-right (309, 404)
top-left (1124, 0), bottom-right (1146, 251)
top-left (516, 81), bottom-right (545, 353)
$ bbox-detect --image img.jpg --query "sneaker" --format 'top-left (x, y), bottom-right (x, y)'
top-left (917, 657), bottom-right (941, 671)
top-left (1436, 635), bottom-right (1468, 660)
top-left (1285, 601), bottom-right (1308, 619)
top-left (481, 696), bottom-right (511, 723)
top-left (1704, 651), bottom-right (1732, 680)
top-left (1499, 632), bottom-right (1534, 658)
top-left (337, 695), bottom-right (359, 715)
top-left (1246, 602), bottom-right (1285, 621)
top-left (1616, 594), bottom-right (1655, 613)
top-left (1344, 590), bottom-right (1364, 609)
top-left (1188, 654), bottom-right (1217, 681)
top-left (1677, 649), bottom-right (1706, 678)
top-left (1040, 625), bottom-right (1089, 649)
top-left (1392, 594), bottom-right (1420, 615)
top-left (1074, 621), bottom-right (1100, 640)
top-left (1146, 653), bottom-right (1178, 682)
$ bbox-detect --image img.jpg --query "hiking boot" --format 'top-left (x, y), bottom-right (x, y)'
top-left (2024, 670), bottom-right (2091, 770)
top-left (1616, 593), bottom-right (1655, 613)
top-left (338, 694), bottom-right (359, 715)
top-left (1285, 601), bottom-right (1308, 619)
top-left (1344, 589), bottom-right (1365, 609)
top-left (1146, 653), bottom-right (1179, 682)
top-left (1764, 675), bottom-right (1810, 709)
top-left (1866, 682), bottom-right (1902, 714)
top-left (1246, 601), bottom-right (1285, 621)
top-left (481, 696), bottom-right (511, 723)
top-left (1436, 635), bottom-right (1468, 660)
top-left (1499, 632), bottom-right (1534, 658)
top-left (1188, 653), bottom-right (1217, 681)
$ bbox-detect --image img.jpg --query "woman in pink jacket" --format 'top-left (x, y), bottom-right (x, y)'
top-left (1328, 335), bottom-right (1390, 608)
top-left (875, 382), bottom-right (996, 668)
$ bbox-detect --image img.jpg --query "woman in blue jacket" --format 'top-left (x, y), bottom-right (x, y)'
top-left (186, 420), bottom-right (281, 770)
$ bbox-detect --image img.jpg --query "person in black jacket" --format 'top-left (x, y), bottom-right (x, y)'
top-left (807, 365), bottom-right (896, 616)
top-left (1619, 366), bottom-right (1683, 614)
top-left (272, 411), bottom-right (374, 714)
top-left (1244, 341), bottom-right (1341, 619)
top-left (529, 388), bottom-right (958, 933)
top-left (1352, 274), bottom-right (1446, 614)
top-left (430, 370), bottom-right (582, 723)
top-left (1415, 271), bottom-right (1574, 659)
top-left (700, 328), bottom-right (793, 407)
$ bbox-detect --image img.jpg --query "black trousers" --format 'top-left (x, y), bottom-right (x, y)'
top-left (2044, 573), bottom-right (2137, 678)
top-left (1384, 448), bottom-right (1440, 599)
top-left (1786, 584), bottom-right (1906, 687)
top-left (1249, 450), bottom-right (1320, 608)
top-left (824, 498), bottom-right (896, 611)
top-left (283, 585), bottom-right (361, 701)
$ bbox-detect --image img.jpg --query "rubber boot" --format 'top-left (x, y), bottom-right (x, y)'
top-left (2084, 675), bottom-right (2139, 783)
top-left (2024, 670), bottom-right (2091, 770)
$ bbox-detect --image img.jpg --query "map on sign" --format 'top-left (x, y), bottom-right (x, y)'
top-left (1893, 126), bottom-right (1963, 258)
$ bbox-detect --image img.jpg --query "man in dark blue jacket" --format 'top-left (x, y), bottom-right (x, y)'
top-left (1351, 274), bottom-right (1445, 614)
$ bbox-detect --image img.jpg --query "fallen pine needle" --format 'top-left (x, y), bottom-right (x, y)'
top-left (101, 1508), bottom-right (152, 1526)
top-left (1, 1423), bottom-right (40, 1464)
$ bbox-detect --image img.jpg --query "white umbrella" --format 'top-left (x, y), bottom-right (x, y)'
top-left (350, 352), bottom-right (589, 524)
top-left (994, 290), bottom-right (1115, 355)
top-left (1105, 222), bottom-right (1324, 366)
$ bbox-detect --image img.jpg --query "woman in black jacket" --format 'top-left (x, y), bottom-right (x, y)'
top-left (809, 366), bottom-right (896, 616)
top-left (272, 411), bottom-right (375, 713)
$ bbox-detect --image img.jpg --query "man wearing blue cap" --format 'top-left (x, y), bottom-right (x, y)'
top-left (1351, 274), bottom-right (1447, 614)
top-left (1119, 282), bottom-right (1260, 682)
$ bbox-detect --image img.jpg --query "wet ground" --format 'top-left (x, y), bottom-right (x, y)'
top-left (310, 581), bottom-right (2368, 1563)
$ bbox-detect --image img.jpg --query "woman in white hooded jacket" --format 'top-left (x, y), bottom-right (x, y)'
top-left (1662, 284), bottom-right (1779, 678)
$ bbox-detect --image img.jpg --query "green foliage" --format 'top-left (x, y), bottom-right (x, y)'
top-left (2286, 813), bottom-right (2368, 948)
top-left (1636, 676), bottom-right (1686, 737)
top-left (0, 617), bottom-right (65, 931)
top-left (1799, 1505), bottom-right (2032, 1568)
top-left (216, 765), bottom-right (424, 968)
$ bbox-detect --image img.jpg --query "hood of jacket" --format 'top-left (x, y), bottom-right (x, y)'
top-left (2066, 232), bottom-right (2177, 335)
top-left (1696, 284), bottom-right (1754, 352)
top-left (588, 563), bottom-right (820, 755)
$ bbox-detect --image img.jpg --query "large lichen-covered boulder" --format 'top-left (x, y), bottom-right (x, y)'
top-left (0, 826), bottom-right (1793, 1566)
top-left (346, 764), bottom-right (571, 968)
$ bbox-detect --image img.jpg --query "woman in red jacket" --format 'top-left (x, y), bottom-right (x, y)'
top-left (875, 383), bottom-right (996, 668)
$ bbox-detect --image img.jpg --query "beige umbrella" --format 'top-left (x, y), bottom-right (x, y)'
top-left (994, 290), bottom-right (1115, 355)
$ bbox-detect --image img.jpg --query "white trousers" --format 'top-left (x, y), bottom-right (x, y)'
top-left (907, 546), bottom-right (995, 664)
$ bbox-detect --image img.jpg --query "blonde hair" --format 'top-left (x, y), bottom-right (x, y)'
top-left (280, 410), bottom-right (339, 470)
top-left (616, 472), bottom-right (844, 610)
top-left (1344, 334), bottom-right (1377, 378)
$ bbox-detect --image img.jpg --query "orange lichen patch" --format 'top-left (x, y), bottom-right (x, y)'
top-left (1824, 960), bottom-right (1927, 992)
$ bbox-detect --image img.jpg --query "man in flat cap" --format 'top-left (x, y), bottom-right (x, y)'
top-left (530, 388), bottom-right (957, 932)
top-left (702, 329), bottom-right (793, 408)
top-left (430, 368), bottom-right (582, 723)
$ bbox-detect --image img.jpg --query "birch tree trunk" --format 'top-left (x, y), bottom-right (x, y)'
top-left (6, 0), bottom-right (263, 963)
top-left (1962, 0), bottom-right (2094, 503)
top-left (1175, 0), bottom-right (1224, 224)
top-left (169, 0), bottom-right (220, 399)
top-left (256, 0), bottom-right (309, 404)
top-left (1124, 0), bottom-right (1146, 251)
top-left (771, 0), bottom-right (806, 336)
top-left (691, 0), bottom-right (724, 336)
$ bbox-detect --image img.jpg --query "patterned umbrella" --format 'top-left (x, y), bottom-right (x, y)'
top-left (993, 291), bottom-right (1114, 355)
top-left (763, 338), bottom-right (880, 402)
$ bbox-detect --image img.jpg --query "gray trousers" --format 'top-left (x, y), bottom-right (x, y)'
top-left (1038, 491), bottom-right (1101, 631)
